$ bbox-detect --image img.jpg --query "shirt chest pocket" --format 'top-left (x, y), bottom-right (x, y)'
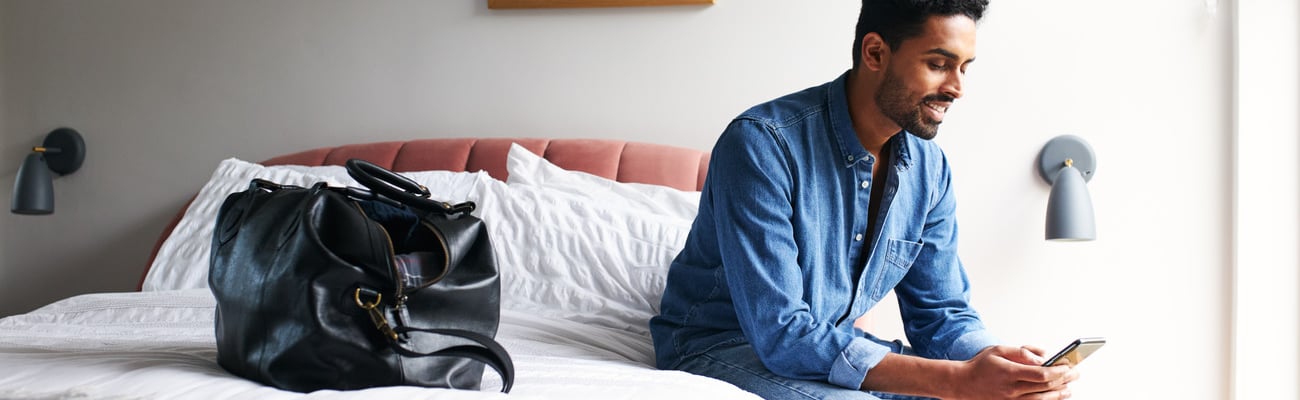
top-left (872, 238), bottom-right (924, 300)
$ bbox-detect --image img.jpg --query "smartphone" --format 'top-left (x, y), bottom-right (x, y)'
top-left (1042, 337), bottom-right (1106, 367)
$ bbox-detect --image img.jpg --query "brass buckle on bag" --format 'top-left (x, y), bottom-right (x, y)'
top-left (354, 288), bottom-right (399, 341)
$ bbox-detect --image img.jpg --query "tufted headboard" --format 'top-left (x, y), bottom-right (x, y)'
top-left (140, 138), bottom-right (710, 290)
top-left (259, 138), bottom-right (710, 190)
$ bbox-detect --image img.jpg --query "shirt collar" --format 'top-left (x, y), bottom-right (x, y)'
top-left (827, 71), bottom-right (870, 168)
top-left (827, 70), bottom-right (915, 170)
top-left (890, 131), bottom-right (915, 170)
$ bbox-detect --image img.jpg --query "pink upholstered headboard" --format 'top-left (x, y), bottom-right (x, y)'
top-left (139, 138), bottom-right (710, 290)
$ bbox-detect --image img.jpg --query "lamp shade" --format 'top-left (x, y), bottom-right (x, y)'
top-left (1045, 164), bottom-right (1095, 241)
top-left (11, 152), bottom-right (54, 215)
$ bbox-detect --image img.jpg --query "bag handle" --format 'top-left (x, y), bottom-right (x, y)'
top-left (389, 327), bottom-right (516, 393)
top-left (345, 159), bottom-right (476, 215)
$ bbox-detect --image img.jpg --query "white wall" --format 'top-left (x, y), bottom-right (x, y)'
top-left (0, 1), bottom-right (1241, 398)
top-left (869, 1), bottom-right (1235, 399)
top-left (0, 0), bottom-right (858, 315)
top-left (1234, 0), bottom-right (1300, 398)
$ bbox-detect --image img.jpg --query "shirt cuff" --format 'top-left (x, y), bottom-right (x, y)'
top-left (946, 329), bottom-right (1001, 361)
top-left (828, 336), bottom-right (891, 390)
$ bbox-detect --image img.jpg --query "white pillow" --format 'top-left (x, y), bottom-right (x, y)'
top-left (468, 174), bottom-right (691, 337)
top-left (148, 156), bottom-right (688, 339)
top-left (143, 158), bottom-right (485, 291)
top-left (504, 143), bottom-right (700, 222)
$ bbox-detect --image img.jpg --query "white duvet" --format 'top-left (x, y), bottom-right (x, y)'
top-left (0, 290), bottom-right (758, 400)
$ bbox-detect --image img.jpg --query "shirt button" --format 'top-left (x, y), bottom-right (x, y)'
top-left (861, 180), bottom-right (869, 189)
top-left (854, 233), bottom-right (864, 242)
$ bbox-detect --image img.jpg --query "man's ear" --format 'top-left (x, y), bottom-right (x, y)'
top-left (860, 33), bottom-right (890, 72)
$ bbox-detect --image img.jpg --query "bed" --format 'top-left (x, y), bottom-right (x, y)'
top-left (0, 138), bottom-right (763, 399)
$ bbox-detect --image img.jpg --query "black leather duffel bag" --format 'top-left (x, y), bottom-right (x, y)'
top-left (209, 159), bottom-right (513, 393)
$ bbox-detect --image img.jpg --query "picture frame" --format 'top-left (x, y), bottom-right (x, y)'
top-left (488, 0), bottom-right (714, 9)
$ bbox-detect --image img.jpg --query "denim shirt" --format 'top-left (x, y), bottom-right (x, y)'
top-left (649, 71), bottom-right (998, 390)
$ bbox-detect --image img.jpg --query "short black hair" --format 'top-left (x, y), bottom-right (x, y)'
top-left (852, 0), bottom-right (989, 68)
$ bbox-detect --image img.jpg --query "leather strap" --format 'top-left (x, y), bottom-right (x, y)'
top-left (389, 327), bottom-right (516, 393)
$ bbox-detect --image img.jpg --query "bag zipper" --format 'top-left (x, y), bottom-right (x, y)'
top-left (415, 219), bottom-right (451, 288)
top-left (350, 201), bottom-right (411, 339)
top-left (350, 203), bottom-right (406, 301)
top-left (350, 203), bottom-right (453, 305)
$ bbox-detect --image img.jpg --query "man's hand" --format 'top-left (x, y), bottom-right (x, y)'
top-left (946, 345), bottom-right (1079, 400)
top-left (861, 345), bottom-right (1079, 399)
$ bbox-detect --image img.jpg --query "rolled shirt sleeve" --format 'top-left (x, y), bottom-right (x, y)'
top-left (829, 337), bottom-right (893, 389)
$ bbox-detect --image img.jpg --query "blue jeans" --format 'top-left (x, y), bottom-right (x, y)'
top-left (677, 339), bottom-right (936, 400)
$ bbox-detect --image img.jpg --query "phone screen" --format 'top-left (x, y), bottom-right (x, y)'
top-left (1042, 337), bottom-right (1105, 367)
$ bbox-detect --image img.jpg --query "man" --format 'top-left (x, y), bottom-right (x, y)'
top-left (649, 1), bottom-right (1080, 399)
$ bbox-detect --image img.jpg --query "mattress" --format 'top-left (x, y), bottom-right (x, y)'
top-left (0, 289), bottom-right (758, 399)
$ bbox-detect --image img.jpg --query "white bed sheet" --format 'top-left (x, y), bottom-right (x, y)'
top-left (0, 290), bottom-right (758, 400)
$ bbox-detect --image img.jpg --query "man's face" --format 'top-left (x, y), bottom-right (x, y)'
top-left (875, 15), bottom-right (978, 140)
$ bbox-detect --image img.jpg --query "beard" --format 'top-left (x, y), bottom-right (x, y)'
top-left (875, 68), bottom-right (953, 140)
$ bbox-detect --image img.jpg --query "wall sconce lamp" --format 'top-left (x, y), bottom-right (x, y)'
top-left (1036, 135), bottom-right (1096, 241)
top-left (11, 127), bottom-right (86, 215)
